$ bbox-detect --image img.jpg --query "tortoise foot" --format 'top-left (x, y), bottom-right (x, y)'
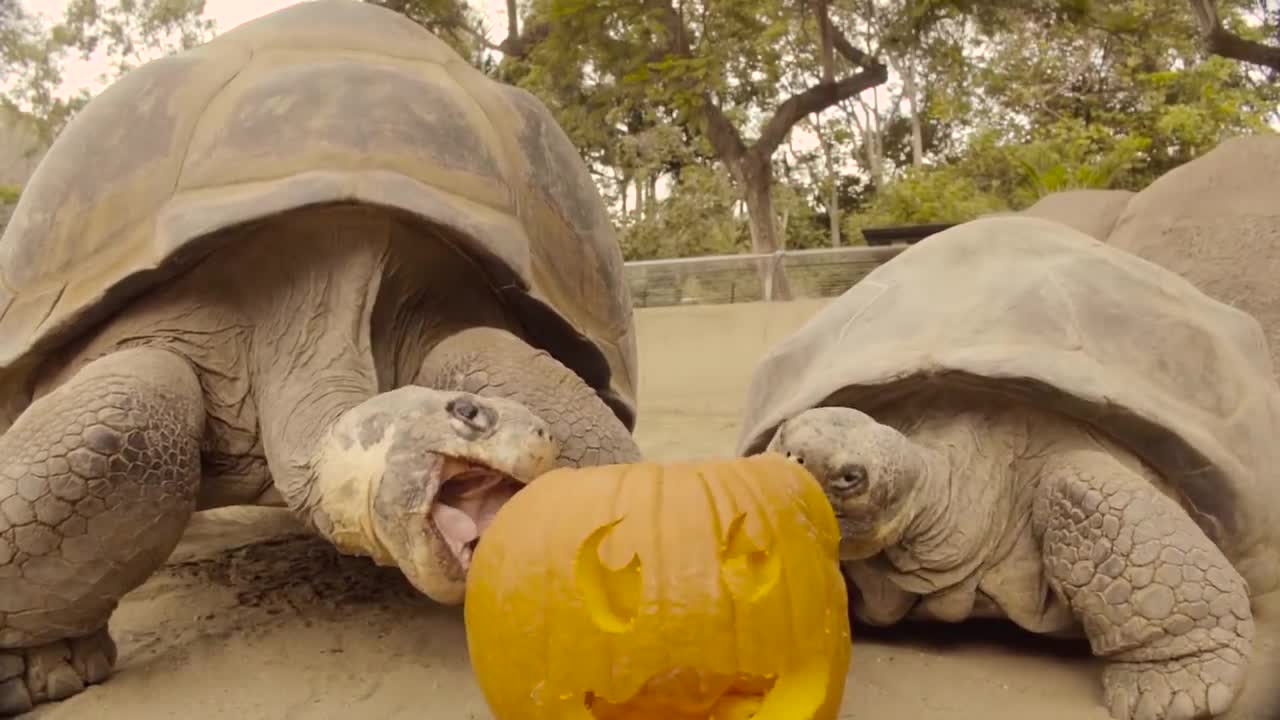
top-left (0, 627), bottom-right (117, 716)
top-left (1103, 649), bottom-right (1247, 720)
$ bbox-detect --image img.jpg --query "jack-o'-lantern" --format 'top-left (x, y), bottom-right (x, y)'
top-left (464, 453), bottom-right (851, 720)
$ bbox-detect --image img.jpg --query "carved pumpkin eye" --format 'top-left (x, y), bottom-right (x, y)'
top-left (464, 455), bottom-right (852, 720)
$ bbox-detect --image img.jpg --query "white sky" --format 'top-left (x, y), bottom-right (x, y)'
top-left (23, 0), bottom-right (512, 94)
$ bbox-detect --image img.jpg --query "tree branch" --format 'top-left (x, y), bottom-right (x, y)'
top-left (456, 23), bottom-right (503, 52)
top-left (754, 1), bottom-right (887, 157)
top-left (506, 0), bottom-right (518, 41)
top-left (645, 0), bottom-right (886, 168)
top-left (497, 18), bottom-right (549, 57)
top-left (756, 66), bottom-right (886, 158)
top-left (700, 101), bottom-right (748, 167)
top-left (1189, 0), bottom-right (1280, 72)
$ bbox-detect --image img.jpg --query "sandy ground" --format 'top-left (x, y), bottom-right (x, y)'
top-left (25, 299), bottom-right (1280, 720)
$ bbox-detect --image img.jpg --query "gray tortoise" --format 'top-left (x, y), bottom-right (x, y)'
top-left (1105, 134), bottom-right (1280, 383)
top-left (0, 0), bottom-right (642, 713)
top-left (739, 216), bottom-right (1280, 720)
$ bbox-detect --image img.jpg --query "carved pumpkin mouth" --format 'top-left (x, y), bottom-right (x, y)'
top-left (584, 668), bottom-right (776, 719)
top-left (430, 458), bottom-right (523, 571)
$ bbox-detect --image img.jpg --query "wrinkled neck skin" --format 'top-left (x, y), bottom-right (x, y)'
top-left (868, 398), bottom-right (1036, 598)
top-left (239, 208), bottom-right (517, 532)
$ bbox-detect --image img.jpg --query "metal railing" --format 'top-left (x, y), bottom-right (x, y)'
top-left (624, 244), bottom-right (909, 308)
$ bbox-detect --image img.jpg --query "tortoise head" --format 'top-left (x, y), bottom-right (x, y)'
top-left (768, 407), bottom-right (928, 560)
top-left (312, 387), bottom-right (560, 603)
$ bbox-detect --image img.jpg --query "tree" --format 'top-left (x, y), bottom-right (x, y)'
top-left (525, 0), bottom-right (888, 297)
top-left (1, 0), bottom-right (81, 144)
top-left (57, 0), bottom-right (214, 79)
top-left (1188, 0), bottom-right (1280, 73)
top-left (1, 0), bottom-right (214, 143)
top-left (366, 0), bottom-right (501, 64)
top-left (880, 0), bottom-right (1277, 189)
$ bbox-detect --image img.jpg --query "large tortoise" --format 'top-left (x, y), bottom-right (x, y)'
top-left (739, 216), bottom-right (1280, 720)
top-left (0, 0), bottom-right (642, 713)
top-left (1015, 188), bottom-right (1136, 241)
top-left (1105, 134), bottom-right (1280, 381)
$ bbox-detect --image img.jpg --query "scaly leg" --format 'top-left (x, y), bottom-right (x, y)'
top-left (1033, 450), bottom-right (1253, 720)
top-left (0, 347), bottom-right (205, 715)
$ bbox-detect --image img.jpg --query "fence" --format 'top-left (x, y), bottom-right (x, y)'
top-left (624, 244), bottom-right (909, 308)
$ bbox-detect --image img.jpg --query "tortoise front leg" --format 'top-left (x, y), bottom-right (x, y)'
top-left (0, 348), bottom-right (204, 715)
top-left (1032, 450), bottom-right (1253, 720)
top-left (416, 326), bottom-right (640, 467)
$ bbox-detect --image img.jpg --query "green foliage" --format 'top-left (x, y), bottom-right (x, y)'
top-left (3, 0), bottom-right (1279, 262)
top-left (57, 0), bottom-right (214, 78)
top-left (2, 0), bottom-right (214, 144)
top-left (951, 120), bottom-right (1151, 207)
top-left (617, 164), bottom-right (748, 260)
top-left (0, 185), bottom-right (20, 205)
top-left (364, 0), bottom-right (492, 64)
top-left (1, 1), bottom-right (82, 144)
top-left (844, 164), bottom-right (1008, 242)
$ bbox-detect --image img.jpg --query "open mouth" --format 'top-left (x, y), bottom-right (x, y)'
top-left (429, 458), bottom-right (524, 571)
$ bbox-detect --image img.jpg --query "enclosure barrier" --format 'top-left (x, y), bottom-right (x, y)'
top-left (624, 244), bottom-right (909, 308)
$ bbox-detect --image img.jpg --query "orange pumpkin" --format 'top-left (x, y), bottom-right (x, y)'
top-left (464, 453), bottom-right (852, 720)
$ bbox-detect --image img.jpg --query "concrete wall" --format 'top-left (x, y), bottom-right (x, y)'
top-left (631, 298), bottom-right (829, 460)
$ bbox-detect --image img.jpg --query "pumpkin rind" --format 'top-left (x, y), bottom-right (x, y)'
top-left (464, 454), bottom-right (851, 720)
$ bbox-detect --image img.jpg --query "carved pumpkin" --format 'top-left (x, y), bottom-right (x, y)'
top-left (464, 453), bottom-right (851, 720)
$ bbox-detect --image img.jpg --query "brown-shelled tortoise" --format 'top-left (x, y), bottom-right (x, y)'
top-left (0, 0), bottom-right (643, 713)
top-left (738, 215), bottom-right (1280, 720)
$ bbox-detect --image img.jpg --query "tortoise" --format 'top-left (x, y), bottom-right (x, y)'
top-left (1105, 133), bottom-right (1280, 383)
top-left (0, 0), bottom-right (643, 713)
top-left (738, 215), bottom-right (1280, 720)
top-left (1014, 188), bottom-right (1136, 241)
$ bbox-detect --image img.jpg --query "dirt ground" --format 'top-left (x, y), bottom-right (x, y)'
top-left (25, 299), bottom-right (1280, 720)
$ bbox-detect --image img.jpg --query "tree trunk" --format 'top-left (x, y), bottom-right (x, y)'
top-left (739, 153), bottom-right (793, 301)
top-left (843, 99), bottom-right (884, 189)
top-left (903, 59), bottom-right (924, 166)
top-left (825, 154), bottom-right (840, 247)
top-left (813, 116), bottom-right (840, 247)
top-left (649, 0), bottom-right (885, 298)
top-left (867, 129), bottom-right (885, 187)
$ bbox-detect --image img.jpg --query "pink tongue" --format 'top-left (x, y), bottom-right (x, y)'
top-left (431, 504), bottom-right (479, 546)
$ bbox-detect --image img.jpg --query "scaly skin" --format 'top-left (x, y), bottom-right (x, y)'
top-left (1034, 451), bottom-right (1254, 720)
top-left (417, 326), bottom-right (641, 468)
top-left (0, 210), bottom-right (635, 715)
top-left (770, 401), bottom-right (1256, 720)
top-left (0, 348), bottom-right (205, 715)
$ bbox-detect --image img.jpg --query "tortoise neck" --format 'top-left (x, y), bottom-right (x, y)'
top-left (896, 444), bottom-right (957, 553)
top-left (241, 209), bottom-right (389, 515)
top-left (886, 426), bottom-right (1006, 584)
